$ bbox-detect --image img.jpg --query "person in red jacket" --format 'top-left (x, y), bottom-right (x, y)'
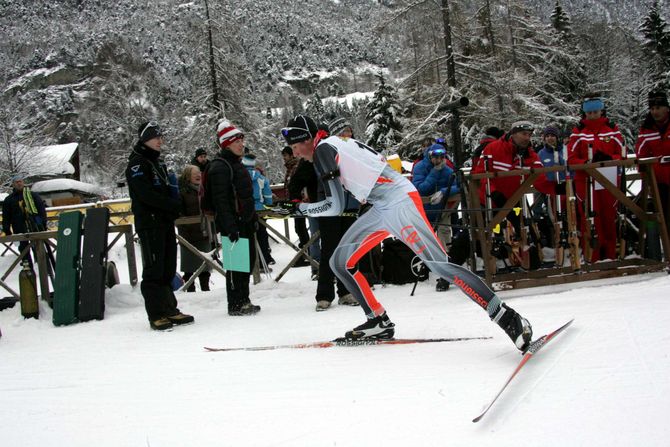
top-left (472, 121), bottom-right (556, 212)
top-left (567, 94), bottom-right (626, 262)
top-left (635, 91), bottom-right (670, 238)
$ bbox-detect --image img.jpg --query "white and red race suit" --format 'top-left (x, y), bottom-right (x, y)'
top-left (298, 135), bottom-right (504, 320)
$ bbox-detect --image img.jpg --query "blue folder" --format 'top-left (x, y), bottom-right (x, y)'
top-left (222, 236), bottom-right (250, 273)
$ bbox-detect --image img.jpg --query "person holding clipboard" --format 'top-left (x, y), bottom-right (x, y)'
top-left (201, 119), bottom-right (261, 316)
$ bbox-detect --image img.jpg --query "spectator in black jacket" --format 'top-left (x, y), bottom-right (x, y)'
top-left (2, 174), bottom-right (47, 266)
top-left (205, 119), bottom-right (260, 316)
top-left (191, 147), bottom-right (209, 172)
top-left (125, 121), bottom-right (194, 330)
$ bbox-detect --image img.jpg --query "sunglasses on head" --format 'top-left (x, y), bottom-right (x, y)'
top-left (140, 121), bottom-right (161, 139)
top-left (281, 126), bottom-right (312, 139)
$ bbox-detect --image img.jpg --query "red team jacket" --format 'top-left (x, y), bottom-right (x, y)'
top-left (472, 134), bottom-right (554, 205)
top-left (635, 115), bottom-right (670, 185)
top-left (567, 117), bottom-right (625, 180)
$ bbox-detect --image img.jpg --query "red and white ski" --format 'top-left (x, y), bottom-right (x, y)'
top-left (204, 336), bottom-right (491, 352)
top-left (472, 319), bottom-right (574, 423)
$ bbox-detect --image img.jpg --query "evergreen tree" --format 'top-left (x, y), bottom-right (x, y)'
top-left (550, 1), bottom-right (573, 39)
top-left (639, 1), bottom-right (670, 71)
top-left (365, 74), bottom-right (403, 150)
top-left (305, 92), bottom-right (327, 123)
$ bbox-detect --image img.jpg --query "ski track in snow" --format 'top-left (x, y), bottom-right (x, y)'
top-left (1, 225), bottom-right (670, 446)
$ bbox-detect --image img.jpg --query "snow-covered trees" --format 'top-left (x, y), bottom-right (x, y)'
top-left (639, 0), bottom-right (670, 88)
top-left (365, 74), bottom-right (404, 151)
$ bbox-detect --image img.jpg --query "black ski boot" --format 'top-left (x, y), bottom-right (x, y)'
top-left (344, 312), bottom-right (395, 340)
top-left (493, 303), bottom-right (533, 352)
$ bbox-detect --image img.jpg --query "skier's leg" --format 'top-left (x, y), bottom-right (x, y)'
top-left (385, 192), bottom-right (533, 350)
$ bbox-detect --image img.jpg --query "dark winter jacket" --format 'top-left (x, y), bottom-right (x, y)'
top-left (288, 158), bottom-right (318, 202)
top-left (472, 134), bottom-right (554, 205)
top-left (206, 148), bottom-right (256, 237)
top-left (125, 142), bottom-right (181, 231)
top-left (636, 113), bottom-right (670, 185)
top-left (2, 188), bottom-right (47, 235)
top-left (178, 184), bottom-right (208, 244)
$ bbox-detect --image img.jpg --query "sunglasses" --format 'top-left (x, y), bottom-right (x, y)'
top-left (140, 121), bottom-right (161, 139)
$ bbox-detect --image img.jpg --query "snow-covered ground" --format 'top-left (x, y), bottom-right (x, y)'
top-left (1, 223), bottom-right (670, 447)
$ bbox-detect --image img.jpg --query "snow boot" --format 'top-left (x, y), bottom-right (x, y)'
top-left (337, 294), bottom-right (359, 306)
top-left (493, 303), bottom-right (533, 351)
top-left (167, 312), bottom-right (195, 326)
top-left (229, 302), bottom-right (261, 316)
top-left (344, 312), bottom-right (395, 340)
top-left (315, 300), bottom-right (331, 312)
top-left (150, 317), bottom-right (174, 331)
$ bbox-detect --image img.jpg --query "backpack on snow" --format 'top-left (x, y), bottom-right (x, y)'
top-left (381, 238), bottom-right (429, 285)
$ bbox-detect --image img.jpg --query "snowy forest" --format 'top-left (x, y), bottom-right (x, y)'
top-left (1, 0), bottom-right (670, 191)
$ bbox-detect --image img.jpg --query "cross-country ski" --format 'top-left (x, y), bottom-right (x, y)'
top-left (473, 319), bottom-right (575, 423)
top-left (204, 336), bottom-right (492, 352)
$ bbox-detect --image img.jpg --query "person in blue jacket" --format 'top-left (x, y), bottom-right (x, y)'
top-left (411, 144), bottom-right (460, 291)
top-left (242, 154), bottom-right (275, 268)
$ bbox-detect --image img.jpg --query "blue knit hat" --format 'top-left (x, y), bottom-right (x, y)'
top-left (582, 98), bottom-right (604, 113)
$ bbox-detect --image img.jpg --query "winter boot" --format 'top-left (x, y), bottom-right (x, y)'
top-left (150, 317), bottom-right (174, 331)
top-left (337, 294), bottom-right (360, 306)
top-left (167, 312), bottom-right (195, 326)
top-left (493, 303), bottom-right (533, 351)
top-left (435, 278), bottom-right (450, 292)
top-left (229, 302), bottom-right (261, 316)
top-left (315, 300), bottom-right (331, 312)
top-left (344, 312), bottom-right (395, 340)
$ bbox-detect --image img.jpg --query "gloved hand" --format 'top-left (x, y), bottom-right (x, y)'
top-left (429, 190), bottom-right (444, 205)
top-left (227, 231), bottom-right (240, 243)
top-left (555, 182), bottom-right (566, 195)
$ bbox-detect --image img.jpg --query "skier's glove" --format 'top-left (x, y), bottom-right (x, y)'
top-left (429, 190), bottom-right (444, 205)
top-left (227, 232), bottom-right (240, 243)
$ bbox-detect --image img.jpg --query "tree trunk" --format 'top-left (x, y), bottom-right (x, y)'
top-left (204, 0), bottom-right (222, 116)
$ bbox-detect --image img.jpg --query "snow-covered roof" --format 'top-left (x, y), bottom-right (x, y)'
top-left (31, 178), bottom-right (102, 196)
top-left (24, 143), bottom-right (78, 177)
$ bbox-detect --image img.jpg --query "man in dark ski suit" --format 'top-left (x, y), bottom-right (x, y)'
top-left (125, 121), bottom-right (194, 330)
top-left (2, 174), bottom-right (47, 266)
top-left (203, 119), bottom-right (261, 316)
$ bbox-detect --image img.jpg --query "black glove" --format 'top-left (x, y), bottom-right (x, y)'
top-left (592, 151), bottom-right (612, 162)
top-left (227, 231), bottom-right (240, 243)
top-left (555, 182), bottom-right (566, 195)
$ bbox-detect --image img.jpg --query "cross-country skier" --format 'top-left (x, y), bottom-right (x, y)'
top-left (279, 115), bottom-right (534, 351)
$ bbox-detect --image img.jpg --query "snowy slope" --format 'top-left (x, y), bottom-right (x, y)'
top-left (1, 228), bottom-right (670, 446)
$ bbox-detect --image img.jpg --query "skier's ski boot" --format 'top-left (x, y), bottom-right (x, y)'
top-left (493, 303), bottom-right (533, 352)
top-left (344, 312), bottom-right (395, 340)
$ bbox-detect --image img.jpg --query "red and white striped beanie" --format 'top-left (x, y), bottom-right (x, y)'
top-left (217, 119), bottom-right (244, 148)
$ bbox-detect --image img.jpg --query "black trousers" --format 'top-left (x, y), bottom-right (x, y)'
top-left (659, 184), bottom-right (670, 240)
top-left (138, 225), bottom-right (179, 321)
top-left (226, 223), bottom-right (257, 312)
top-left (316, 215), bottom-right (356, 301)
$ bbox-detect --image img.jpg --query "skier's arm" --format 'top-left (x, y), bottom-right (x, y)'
top-left (297, 143), bottom-right (345, 217)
